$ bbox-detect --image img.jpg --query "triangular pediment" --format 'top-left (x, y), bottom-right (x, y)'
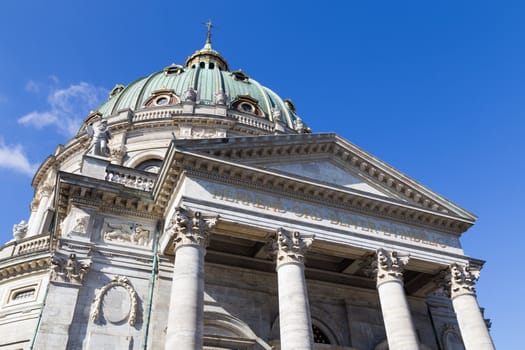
top-left (163, 133), bottom-right (476, 223)
top-left (266, 159), bottom-right (403, 200)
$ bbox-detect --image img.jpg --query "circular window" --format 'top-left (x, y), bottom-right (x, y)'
top-left (155, 96), bottom-right (169, 106)
top-left (240, 102), bottom-right (254, 113)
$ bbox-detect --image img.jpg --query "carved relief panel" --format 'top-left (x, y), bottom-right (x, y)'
top-left (59, 206), bottom-right (92, 239)
top-left (101, 218), bottom-right (154, 248)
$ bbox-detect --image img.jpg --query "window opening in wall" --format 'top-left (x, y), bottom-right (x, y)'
top-left (12, 288), bottom-right (35, 301)
top-left (209, 62), bottom-right (215, 69)
top-left (200, 62), bottom-right (206, 68)
top-left (135, 159), bottom-right (163, 174)
top-left (313, 325), bottom-right (331, 344)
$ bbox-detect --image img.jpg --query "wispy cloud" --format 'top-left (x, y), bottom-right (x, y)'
top-left (18, 81), bottom-right (107, 136)
top-left (0, 138), bottom-right (38, 176)
top-left (25, 80), bottom-right (40, 93)
top-left (0, 94), bottom-right (7, 104)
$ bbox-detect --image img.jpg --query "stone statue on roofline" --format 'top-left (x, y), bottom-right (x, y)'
top-left (12, 220), bottom-right (28, 241)
top-left (86, 119), bottom-right (112, 157)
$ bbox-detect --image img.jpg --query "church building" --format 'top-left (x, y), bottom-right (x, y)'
top-left (0, 27), bottom-right (495, 350)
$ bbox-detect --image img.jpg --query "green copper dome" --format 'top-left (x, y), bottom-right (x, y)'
top-left (92, 35), bottom-right (307, 133)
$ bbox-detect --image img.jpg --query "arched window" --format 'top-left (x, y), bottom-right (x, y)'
top-left (313, 324), bottom-right (331, 344)
top-left (231, 95), bottom-right (264, 117)
top-left (135, 159), bottom-right (162, 174)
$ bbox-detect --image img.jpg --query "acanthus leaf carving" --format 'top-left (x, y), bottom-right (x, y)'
top-left (267, 228), bottom-right (314, 266)
top-left (164, 207), bottom-right (218, 249)
top-left (368, 248), bottom-right (409, 285)
top-left (448, 263), bottom-right (479, 298)
top-left (50, 253), bottom-right (91, 285)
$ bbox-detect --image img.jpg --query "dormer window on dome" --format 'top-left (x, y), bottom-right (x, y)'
top-left (109, 84), bottom-right (125, 98)
top-left (232, 95), bottom-right (264, 117)
top-left (89, 28), bottom-right (309, 134)
top-left (231, 70), bottom-right (250, 82)
top-left (284, 98), bottom-right (296, 111)
top-left (164, 64), bottom-right (184, 76)
top-left (143, 89), bottom-right (180, 107)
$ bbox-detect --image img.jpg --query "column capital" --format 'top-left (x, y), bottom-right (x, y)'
top-left (165, 207), bottom-right (218, 250)
top-left (448, 263), bottom-right (480, 299)
top-left (267, 228), bottom-right (314, 266)
top-left (50, 253), bottom-right (91, 285)
top-left (369, 248), bottom-right (410, 285)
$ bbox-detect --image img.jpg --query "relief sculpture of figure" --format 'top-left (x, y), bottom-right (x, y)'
top-left (87, 119), bottom-right (112, 157)
top-left (103, 223), bottom-right (150, 246)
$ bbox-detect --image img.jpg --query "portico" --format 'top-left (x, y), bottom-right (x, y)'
top-left (154, 134), bottom-right (493, 350)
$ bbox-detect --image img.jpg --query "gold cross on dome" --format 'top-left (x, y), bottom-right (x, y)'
top-left (204, 20), bottom-right (214, 44)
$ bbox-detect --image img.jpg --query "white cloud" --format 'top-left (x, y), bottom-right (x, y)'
top-left (18, 81), bottom-right (107, 136)
top-left (0, 138), bottom-right (38, 176)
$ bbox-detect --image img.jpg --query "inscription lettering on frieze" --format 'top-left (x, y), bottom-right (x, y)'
top-left (207, 184), bottom-right (458, 250)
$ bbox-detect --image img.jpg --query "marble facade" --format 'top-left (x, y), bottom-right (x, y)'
top-left (0, 35), bottom-right (494, 350)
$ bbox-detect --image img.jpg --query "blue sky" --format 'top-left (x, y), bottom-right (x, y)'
top-left (0, 1), bottom-right (523, 348)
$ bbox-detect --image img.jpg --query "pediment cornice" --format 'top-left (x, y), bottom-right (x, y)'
top-left (154, 146), bottom-right (474, 235)
top-left (165, 133), bottom-right (476, 223)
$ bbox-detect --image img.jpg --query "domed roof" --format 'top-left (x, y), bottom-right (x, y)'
top-left (92, 31), bottom-right (307, 133)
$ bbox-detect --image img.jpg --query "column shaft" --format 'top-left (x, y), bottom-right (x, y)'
top-left (165, 245), bottom-right (205, 350)
top-left (377, 280), bottom-right (420, 350)
top-left (452, 294), bottom-right (495, 350)
top-left (277, 262), bottom-right (314, 350)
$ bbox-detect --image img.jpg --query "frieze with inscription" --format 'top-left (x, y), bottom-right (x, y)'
top-left (188, 180), bottom-right (460, 251)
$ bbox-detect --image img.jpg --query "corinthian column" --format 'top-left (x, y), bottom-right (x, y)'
top-left (164, 208), bottom-right (217, 350)
top-left (448, 263), bottom-right (495, 350)
top-left (268, 228), bottom-right (315, 350)
top-left (372, 249), bottom-right (419, 350)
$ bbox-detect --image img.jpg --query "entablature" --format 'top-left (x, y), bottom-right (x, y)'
top-left (167, 133), bottom-right (477, 225)
top-left (154, 146), bottom-right (473, 235)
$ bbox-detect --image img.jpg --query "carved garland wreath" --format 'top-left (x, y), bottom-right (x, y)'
top-left (90, 275), bottom-right (138, 326)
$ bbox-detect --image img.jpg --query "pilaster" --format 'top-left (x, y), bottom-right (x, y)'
top-left (33, 253), bottom-right (91, 350)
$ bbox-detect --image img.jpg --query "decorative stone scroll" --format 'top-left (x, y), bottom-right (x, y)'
top-left (50, 253), bottom-right (91, 285)
top-left (90, 275), bottom-right (138, 326)
top-left (164, 208), bottom-right (218, 249)
top-left (448, 263), bottom-right (480, 299)
top-left (267, 228), bottom-right (314, 265)
top-left (368, 248), bottom-right (410, 285)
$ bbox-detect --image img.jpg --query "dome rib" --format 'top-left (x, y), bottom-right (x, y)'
top-left (87, 43), bottom-right (308, 134)
top-left (134, 71), bottom-right (164, 111)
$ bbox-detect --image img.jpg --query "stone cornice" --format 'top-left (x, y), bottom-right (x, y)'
top-left (154, 147), bottom-right (473, 234)
top-left (0, 255), bottom-right (51, 281)
top-left (55, 173), bottom-right (161, 238)
top-left (168, 133), bottom-right (476, 223)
